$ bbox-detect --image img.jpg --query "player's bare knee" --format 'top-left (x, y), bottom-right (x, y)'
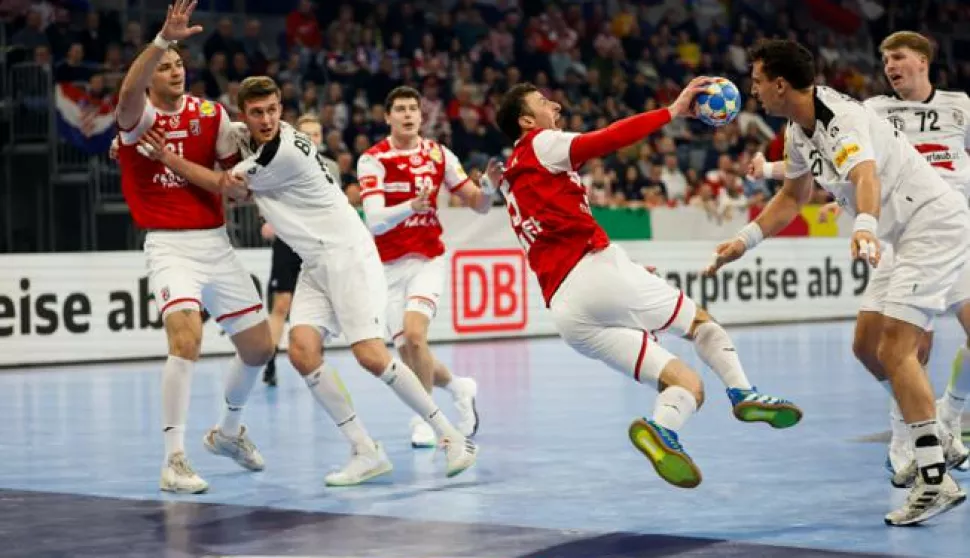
top-left (401, 327), bottom-right (428, 355)
top-left (685, 306), bottom-right (712, 339)
top-left (168, 328), bottom-right (201, 360)
top-left (658, 361), bottom-right (705, 409)
top-left (351, 339), bottom-right (390, 376)
top-left (287, 327), bottom-right (322, 375)
top-left (233, 323), bottom-right (275, 366)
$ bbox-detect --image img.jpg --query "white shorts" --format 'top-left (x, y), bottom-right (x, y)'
top-left (384, 255), bottom-right (446, 347)
top-left (144, 227), bottom-right (266, 336)
top-left (858, 190), bottom-right (970, 329)
top-left (549, 244), bottom-right (697, 385)
top-left (289, 245), bottom-right (388, 346)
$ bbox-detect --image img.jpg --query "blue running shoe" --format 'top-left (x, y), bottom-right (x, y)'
top-left (727, 386), bottom-right (803, 428)
top-left (628, 418), bottom-right (702, 488)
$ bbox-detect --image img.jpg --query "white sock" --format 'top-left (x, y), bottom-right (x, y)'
top-left (944, 345), bottom-right (970, 418)
top-left (305, 365), bottom-right (373, 448)
top-left (651, 386), bottom-right (698, 431)
top-left (910, 420), bottom-right (946, 485)
top-left (381, 359), bottom-right (460, 439)
top-left (692, 322), bottom-right (752, 389)
top-left (218, 355), bottom-right (262, 437)
top-left (162, 355), bottom-right (194, 458)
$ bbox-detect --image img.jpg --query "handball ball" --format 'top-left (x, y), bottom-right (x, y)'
top-left (695, 77), bottom-right (741, 127)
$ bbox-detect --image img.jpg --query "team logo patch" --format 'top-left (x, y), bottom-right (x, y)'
top-left (189, 119), bottom-right (201, 136)
top-left (170, 115), bottom-right (180, 128)
top-left (161, 286), bottom-right (170, 302)
top-left (955, 110), bottom-right (965, 128)
top-left (200, 101), bottom-right (216, 117)
top-left (429, 144), bottom-right (443, 164)
top-left (888, 115), bottom-right (905, 131)
top-left (834, 143), bottom-right (860, 168)
top-left (409, 154), bottom-right (423, 166)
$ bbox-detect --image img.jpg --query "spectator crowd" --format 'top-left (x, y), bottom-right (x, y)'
top-left (5, 0), bottom-right (970, 219)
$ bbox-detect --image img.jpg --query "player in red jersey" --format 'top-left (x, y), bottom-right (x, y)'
top-left (489, 80), bottom-right (803, 488)
top-left (114, 0), bottom-right (274, 493)
top-left (357, 86), bottom-right (494, 447)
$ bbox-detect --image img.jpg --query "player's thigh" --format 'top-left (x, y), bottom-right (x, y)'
top-left (163, 308), bottom-right (204, 358)
top-left (885, 199), bottom-right (970, 330)
top-left (328, 253), bottom-right (388, 346)
top-left (201, 248), bottom-right (268, 337)
top-left (858, 244), bottom-right (894, 315)
top-left (289, 269), bottom-right (338, 339)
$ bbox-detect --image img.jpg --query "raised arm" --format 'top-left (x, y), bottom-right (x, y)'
top-left (116, 0), bottom-right (203, 131)
top-left (567, 76), bottom-right (711, 169)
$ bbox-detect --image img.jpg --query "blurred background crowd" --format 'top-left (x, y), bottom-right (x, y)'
top-left (1, 0), bottom-right (968, 251)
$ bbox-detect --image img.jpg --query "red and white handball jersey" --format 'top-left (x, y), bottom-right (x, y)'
top-left (865, 89), bottom-right (970, 196)
top-left (500, 129), bottom-right (610, 305)
top-left (357, 137), bottom-right (471, 262)
top-left (116, 95), bottom-right (239, 230)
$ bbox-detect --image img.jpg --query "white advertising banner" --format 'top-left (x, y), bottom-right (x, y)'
top-left (0, 214), bottom-right (871, 367)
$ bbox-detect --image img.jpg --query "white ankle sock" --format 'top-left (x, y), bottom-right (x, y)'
top-left (162, 355), bottom-right (194, 458)
top-left (305, 365), bottom-right (373, 448)
top-left (651, 386), bottom-right (698, 431)
top-left (692, 322), bottom-right (752, 389)
top-left (382, 359), bottom-right (460, 439)
top-left (219, 356), bottom-right (262, 437)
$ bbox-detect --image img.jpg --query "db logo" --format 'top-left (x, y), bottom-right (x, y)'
top-left (451, 249), bottom-right (528, 333)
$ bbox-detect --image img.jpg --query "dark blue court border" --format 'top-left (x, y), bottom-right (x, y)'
top-left (0, 489), bottom-right (907, 557)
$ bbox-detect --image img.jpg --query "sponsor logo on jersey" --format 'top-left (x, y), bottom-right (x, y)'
top-left (954, 110), bottom-right (965, 128)
top-left (915, 143), bottom-right (956, 171)
top-left (359, 176), bottom-right (379, 191)
top-left (834, 143), bottom-right (861, 168)
top-left (410, 162), bottom-right (437, 174)
top-left (429, 144), bottom-right (443, 164)
top-left (200, 101), bottom-right (216, 117)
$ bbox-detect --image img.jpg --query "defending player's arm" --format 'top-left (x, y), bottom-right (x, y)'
top-left (116, 0), bottom-right (202, 131)
top-left (358, 153), bottom-right (430, 234)
top-left (831, 114), bottom-right (881, 266)
top-left (747, 151), bottom-right (786, 180)
top-left (138, 128), bottom-right (246, 198)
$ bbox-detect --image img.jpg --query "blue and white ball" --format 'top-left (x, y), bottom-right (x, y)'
top-left (696, 77), bottom-right (741, 127)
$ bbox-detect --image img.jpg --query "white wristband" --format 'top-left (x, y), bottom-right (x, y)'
top-left (153, 34), bottom-right (173, 50)
top-left (761, 161), bottom-right (775, 179)
top-left (853, 213), bottom-right (878, 234)
top-left (737, 222), bottom-right (764, 250)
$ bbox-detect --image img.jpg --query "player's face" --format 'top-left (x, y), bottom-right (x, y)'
top-left (298, 122), bottom-right (323, 146)
top-left (882, 47), bottom-right (928, 97)
top-left (150, 49), bottom-right (185, 99)
top-left (521, 91), bottom-right (561, 131)
top-left (386, 98), bottom-right (423, 140)
top-left (749, 61), bottom-right (785, 117)
top-left (242, 94), bottom-right (282, 144)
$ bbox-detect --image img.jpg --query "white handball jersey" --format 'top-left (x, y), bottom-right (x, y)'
top-left (864, 89), bottom-right (970, 196)
top-left (232, 122), bottom-right (372, 262)
top-left (784, 85), bottom-right (954, 242)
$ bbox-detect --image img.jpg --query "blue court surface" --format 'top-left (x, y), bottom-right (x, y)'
top-left (1, 319), bottom-right (968, 557)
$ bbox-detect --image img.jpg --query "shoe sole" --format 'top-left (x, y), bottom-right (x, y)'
top-left (160, 482), bottom-right (209, 494)
top-left (446, 454), bottom-right (477, 478)
top-left (628, 419), bottom-right (702, 489)
top-left (203, 432), bottom-right (265, 472)
top-left (885, 492), bottom-right (967, 526)
top-left (325, 461), bottom-right (394, 487)
top-left (733, 401), bottom-right (802, 429)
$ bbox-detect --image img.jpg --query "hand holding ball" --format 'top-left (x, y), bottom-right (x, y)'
top-left (695, 78), bottom-right (741, 127)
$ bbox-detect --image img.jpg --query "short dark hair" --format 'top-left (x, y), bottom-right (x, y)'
top-left (748, 39), bottom-right (815, 90)
top-left (496, 83), bottom-right (539, 141)
top-left (237, 76), bottom-right (281, 111)
top-left (384, 86), bottom-right (421, 112)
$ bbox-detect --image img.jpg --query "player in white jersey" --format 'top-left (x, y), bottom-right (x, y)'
top-left (709, 39), bottom-right (967, 526)
top-left (138, 76), bottom-right (478, 486)
top-left (357, 86), bottom-right (491, 447)
top-left (751, 32), bottom-right (970, 478)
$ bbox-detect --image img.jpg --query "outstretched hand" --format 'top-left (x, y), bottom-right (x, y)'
top-left (704, 238), bottom-right (747, 276)
top-left (669, 76), bottom-right (715, 119)
top-left (159, 0), bottom-right (204, 43)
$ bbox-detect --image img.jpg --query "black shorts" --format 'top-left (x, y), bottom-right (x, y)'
top-left (268, 238), bottom-right (303, 296)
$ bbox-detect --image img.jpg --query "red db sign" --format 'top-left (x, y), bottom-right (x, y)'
top-left (451, 249), bottom-right (528, 334)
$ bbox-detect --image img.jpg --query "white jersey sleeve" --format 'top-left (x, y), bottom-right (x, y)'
top-left (442, 145), bottom-right (471, 192)
top-left (118, 102), bottom-right (156, 146)
top-left (356, 153), bottom-right (386, 200)
top-left (827, 110), bottom-right (876, 180)
top-left (215, 103), bottom-right (239, 163)
top-left (783, 124), bottom-right (811, 179)
top-left (532, 130), bottom-right (580, 173)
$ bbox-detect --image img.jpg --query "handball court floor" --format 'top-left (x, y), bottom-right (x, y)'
top-left (1, 320), bottom-right (968, 558)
